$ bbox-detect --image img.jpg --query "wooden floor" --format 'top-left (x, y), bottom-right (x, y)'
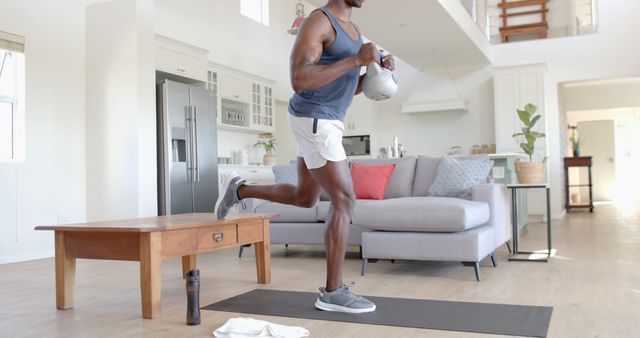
top-left (1, 204), bottom-right (639, 337)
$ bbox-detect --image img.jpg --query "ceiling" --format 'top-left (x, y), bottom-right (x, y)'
top-left (306, 0), bottom-right (490, 70)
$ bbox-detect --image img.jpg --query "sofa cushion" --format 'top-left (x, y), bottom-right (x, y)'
top-left (272, 163), bottom-right (297, 184)
top-left (428, 156), bottom-right (493, 200)
top-left (351, 156), bottom-right (416, 199)
top-left (317, 200), bottom-right (375, 222)
top-left (351, 163), bottom-right (396, 200)
top-left (351, 197), bottom-right (490, 232)
top-left (273, 162), bottom-right (331, 201)
top-left (254, 202), bottom-right (318, 223)
top-left (412, 155), bottom-right (441, 197)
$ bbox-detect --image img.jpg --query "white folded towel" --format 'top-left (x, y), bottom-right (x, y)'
top-left (213, 317), bottom-right (310, 338)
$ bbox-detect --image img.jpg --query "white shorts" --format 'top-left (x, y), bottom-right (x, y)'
top-left (288, 114), bottom-right (347, 169)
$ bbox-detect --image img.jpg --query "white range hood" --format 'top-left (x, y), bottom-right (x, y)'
top-left (401, 67), bottom-right (469, 114)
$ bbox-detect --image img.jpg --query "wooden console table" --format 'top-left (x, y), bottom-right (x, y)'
top-left (564, 156), bottom-right (594, 212)
top-left (35, 213), bottom-right (276, 319)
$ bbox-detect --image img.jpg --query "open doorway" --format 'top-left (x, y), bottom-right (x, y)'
top-left (560, 78), bottom-right (640, 214)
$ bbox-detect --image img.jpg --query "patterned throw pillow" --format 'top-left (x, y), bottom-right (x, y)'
top-left (272, 163), bottom-right (298, 185)
top-left (427, 156), bottom-right (493, 200)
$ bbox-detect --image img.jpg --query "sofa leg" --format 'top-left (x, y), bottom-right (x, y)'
top-left (361, 259), bottom-right (368, 276)
top-left (390, 259), bottom-right (395, 263)
top-left (285, 243), bottom-right (288, 256)
top-left (490, 252), bottom-right (497, 267)
top-left (358, 246), bottom-right (363, 259)
top-left (506, 241), bottom-right (512, 253)
top-left (462, 262), bottom-right (481, 281)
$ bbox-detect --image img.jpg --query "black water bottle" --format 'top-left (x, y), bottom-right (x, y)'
top-left (186, 269), bottom-right (201, 325)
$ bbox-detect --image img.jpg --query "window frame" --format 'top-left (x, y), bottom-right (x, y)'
top-left (0, 95), bottom-right (15, 159)
top-left (240, 0), bottom-right (270, 26)
top-left (0, 35), bottom-right (26, 163)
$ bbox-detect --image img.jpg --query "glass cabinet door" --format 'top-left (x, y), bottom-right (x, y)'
top-left (264, 86), bottom-right (273, 128)
top-left (252, 83), bottom-right (261, 127)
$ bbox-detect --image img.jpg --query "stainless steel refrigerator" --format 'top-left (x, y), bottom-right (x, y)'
top-left (157, 80), bottom-right (218, 215)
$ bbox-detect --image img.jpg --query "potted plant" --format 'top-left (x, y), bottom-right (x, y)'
top-left (512, 103), bottom-right (547, 184)
top-left (254, 134), bottom-right (277, 166)
top-left (569, 125), bottom-right (581, 157)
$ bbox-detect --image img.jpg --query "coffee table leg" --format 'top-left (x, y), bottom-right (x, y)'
top-left (55, 231), bottom-right (76, 310)
top-left (254, 219), bottom-right (271, 284)
top-left (181, 255), bottom-right (197, 278)
top-left (140, 232), bottom-right (162, 319)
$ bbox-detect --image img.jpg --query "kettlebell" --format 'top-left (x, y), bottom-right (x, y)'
top-left (362, 54), bottom-right (398, 101)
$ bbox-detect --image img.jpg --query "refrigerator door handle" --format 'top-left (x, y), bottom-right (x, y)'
top-left (188, 106), bottom-right (197, 183)
top-left (185, 107), bottom-right (193, 180)
top-left (192, 105), bottom-right (200, 182)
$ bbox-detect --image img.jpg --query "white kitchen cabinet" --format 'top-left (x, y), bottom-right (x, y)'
top-left (218, 165), bottom-right (274, 190)
top-left (219, 73), bottom-right (251, 103)
top-left (155, 34), bottom-right (208, 81)
top-left (493, 64), bottom-right (547, 156)
top-left (251, 83), bottom-right (275, 132)
top-left (251, 83), bottom-right (262, 127)
top-left (493, 64), bottom-right (547, 215)
top-left (209, 63), bottom-right (276, 133)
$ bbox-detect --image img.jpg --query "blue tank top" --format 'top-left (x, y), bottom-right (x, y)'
top-left (289, 7), bottom-right (363, 121)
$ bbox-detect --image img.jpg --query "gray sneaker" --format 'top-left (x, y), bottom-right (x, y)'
top-left (215, 172), bottom-right (245, 219)
top-left (314, 282), bottom-right (376, 313)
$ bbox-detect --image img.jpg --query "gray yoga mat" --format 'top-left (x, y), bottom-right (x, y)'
top-left (203, 289), bottom-right (553, 337)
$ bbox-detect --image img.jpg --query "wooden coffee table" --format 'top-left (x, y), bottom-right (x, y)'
top-left (35, 213), bottom-right (276, 319)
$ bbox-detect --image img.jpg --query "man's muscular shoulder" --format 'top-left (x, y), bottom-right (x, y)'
top-left (300, 9), bottom-right (335, 47)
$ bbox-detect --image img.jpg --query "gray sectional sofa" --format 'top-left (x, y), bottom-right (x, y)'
top-left (240, 155), bottom-right (511, 281)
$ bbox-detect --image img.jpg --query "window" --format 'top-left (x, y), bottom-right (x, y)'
top-left (241, 0), bottom-right (269, 26)
top-left (0, 31), bottom-right (25, 162)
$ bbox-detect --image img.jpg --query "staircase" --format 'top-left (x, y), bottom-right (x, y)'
top-left (498, 0), bottom-right (549, 43)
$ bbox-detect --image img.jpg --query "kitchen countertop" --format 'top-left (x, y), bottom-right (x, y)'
top-left (218, 164), bottom-right (272, 168)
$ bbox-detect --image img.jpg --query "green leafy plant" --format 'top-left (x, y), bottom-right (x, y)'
top-left (512, 103), bottom-right (545, 162)
top-left (254, 137), bottom-right (277, 156)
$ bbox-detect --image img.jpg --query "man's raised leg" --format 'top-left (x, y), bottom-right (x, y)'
top-left (237, 157), bottom-right (322, 207)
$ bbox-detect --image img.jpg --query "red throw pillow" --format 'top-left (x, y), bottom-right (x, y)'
top-left (351, 163), bottom-right (396, 200)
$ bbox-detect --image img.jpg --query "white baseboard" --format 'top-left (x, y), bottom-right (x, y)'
top-left (0, 250), bottom-right (55, 265)
top-left (529, 209), bottom-right (566, 222)
top-left (552, 210), bottom-right (567, 220)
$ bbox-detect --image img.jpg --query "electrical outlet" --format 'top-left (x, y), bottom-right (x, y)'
top-left (57, 212), bottom-right (69, 224)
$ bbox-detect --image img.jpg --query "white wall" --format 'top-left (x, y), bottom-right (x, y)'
top-left (0, 0), bottom-right (87, 263)
top-left (563, 81), bottom-right (640, 112)
top-left (273, 100), bottom-right (297, 163)
top-left (568, 108), bottom-right (639, 126)
top-left (217, 129), bottom-right (267, 165)
top-left (373, 65), bottom-right (495, 157)
top-left (85, 0), bottom-right (156, 221)
top-left (488, 0), bottom-right (640, 217)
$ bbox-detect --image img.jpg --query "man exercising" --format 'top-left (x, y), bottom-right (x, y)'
top-left (215, 0), bottom-right (394, 313)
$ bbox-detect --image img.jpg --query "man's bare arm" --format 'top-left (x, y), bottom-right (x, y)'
top-left (290, 11), bottom-right (377, 93)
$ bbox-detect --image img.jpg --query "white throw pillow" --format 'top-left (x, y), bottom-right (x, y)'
top-left (427, 156), bottom-right (493, 200)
